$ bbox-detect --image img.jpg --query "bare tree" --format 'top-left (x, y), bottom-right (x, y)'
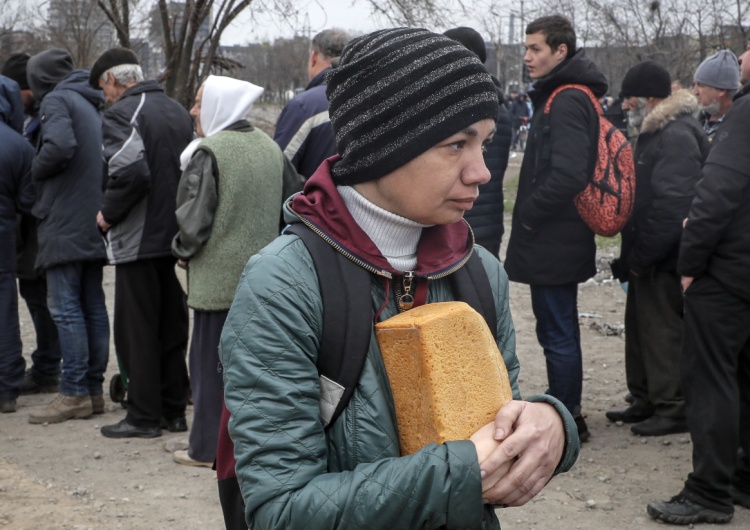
top-left (45, 0), bottom-right (116, 67)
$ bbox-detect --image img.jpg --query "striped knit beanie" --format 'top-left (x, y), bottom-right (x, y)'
top-left (326, 27), bottom-right (499, 185)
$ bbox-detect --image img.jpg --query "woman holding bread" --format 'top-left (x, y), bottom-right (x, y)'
top-left (220, 28), bottom-right (580, 530)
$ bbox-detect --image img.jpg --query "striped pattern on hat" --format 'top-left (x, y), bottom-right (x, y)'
top-left (326, 27), bottom-right (499, 185)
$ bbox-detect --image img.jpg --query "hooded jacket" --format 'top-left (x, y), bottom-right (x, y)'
top-left (678, 86), bottom-right (750, 301)
top-left (28, 62), bottom-right (106, 269)
top-left (273, 68), bottom-right (336, 179)
top-left (220, 159), bottom-right (579, 530)
top-left (504, 49), bottom-right (608, 285)
top-left (100, 80), bottom-right (193, 265)
top-left (0, 76), bottom-right (34, 272)
top-left (620, 90), bottom-right (709, 275)
top-left (463, 78), bottom-right (512, 257)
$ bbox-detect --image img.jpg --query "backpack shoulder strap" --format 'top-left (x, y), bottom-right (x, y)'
top-left (284, 223), bottom-right (373, 429)
top-left (540, 84), bottom-right (602, 166)
top-left (449, 251), bottom-right (498, 342)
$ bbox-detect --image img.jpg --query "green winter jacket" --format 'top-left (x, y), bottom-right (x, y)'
top-left (220, 161), bottom-right (580, 530)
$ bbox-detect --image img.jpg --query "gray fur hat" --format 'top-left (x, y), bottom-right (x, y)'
top-left (694, 50), bottom-right (740, 90)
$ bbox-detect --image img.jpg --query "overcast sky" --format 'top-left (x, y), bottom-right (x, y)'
top-left (222, 0), bottom-right (489, 45)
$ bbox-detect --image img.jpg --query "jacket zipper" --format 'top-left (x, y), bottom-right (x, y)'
top-left (396, 271), bottom-right (415, 311)
top-left (292, 214), bottom-right (391, 279)
top-left (291, 213), bottom-right (474, 305)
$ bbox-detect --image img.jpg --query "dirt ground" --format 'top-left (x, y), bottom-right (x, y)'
top-left (2, 156), bottom-right (749, 530)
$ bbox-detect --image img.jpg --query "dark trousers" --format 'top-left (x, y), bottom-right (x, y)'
top-left (624, 271), bottom-right (685, 417)
top-left (0, 272), bottom-right (23, 400)
top-left (681, 275), bottom-right (750, 512)
top-left (115, 257), bottom-right (189, 428)
top-left (530, 283), bottom-right (582, 416)
top-left (188, 310), bottom-right (227, 462)
top-left (18, 276), bottom-right (60, 380)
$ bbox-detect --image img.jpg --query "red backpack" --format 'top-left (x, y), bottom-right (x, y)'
top-left (543, 84), bottom-right (636, 237)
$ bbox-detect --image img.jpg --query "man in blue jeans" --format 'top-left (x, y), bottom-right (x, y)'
top-left (505, 16), bottom-right (609, 442)
top-left (26, 49), bottom-right (110, 424)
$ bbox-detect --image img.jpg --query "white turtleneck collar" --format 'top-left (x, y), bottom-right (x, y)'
top-left (337, 185), bottom-right (432, 272)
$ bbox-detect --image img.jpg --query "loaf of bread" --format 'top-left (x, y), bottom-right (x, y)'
top-left (375, 301), bottom-right (513, 455)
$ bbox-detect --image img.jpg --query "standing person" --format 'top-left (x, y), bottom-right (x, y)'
top-left (0, 75), bottom-right (35, 413)
top-left (443, 26), bottom-right (513, 258)
top-left (220, 28), bottom-right (579, 530)
top-left (1, 52), bottom-right (61, 395)
top-left (692, 50), bottom-right (740, 142)
top-left (171, 75), bottom-right (297, 466)
top-left (504, 15), bottom-right (609, 442)
top-left (646, 39), bottom-right (750, 525)
top-left (89, 48), bottom-right (193, 439)
top-left (510, 93), bottom-right (530, 150)
top-left (26, 49), bottom-right (109, 424)
top-left (605, 61), bottom-right (708, 437)
top-left (273, 28), bottom-right (350, 180)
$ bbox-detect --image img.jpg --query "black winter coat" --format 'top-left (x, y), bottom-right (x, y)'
top-left (100, 81), bottom-right (193, 265)
top-left (678, 87), bottom-right (750, 302)
top-left (504, 49), bottom-right (608, 285)
top-left (464, 79), bottom-right (512, 257)
top-left (620, 90), bottom-right (709, 276)
top-left (30, 69), bottom-right (106, 269)
top-left (0, 76), bottom-right (34, 272)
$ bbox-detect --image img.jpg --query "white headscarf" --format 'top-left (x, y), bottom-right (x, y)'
top-left (179, 75), bottom-right (264, 170)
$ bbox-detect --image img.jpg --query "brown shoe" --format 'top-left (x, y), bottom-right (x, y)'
top-left (91, 394), bottom-right (105, 414)
top-left (28, 394), bottom-right (93, 424)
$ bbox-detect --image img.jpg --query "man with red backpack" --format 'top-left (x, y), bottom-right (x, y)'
top-left (505, 15), bottom-right (609, 443)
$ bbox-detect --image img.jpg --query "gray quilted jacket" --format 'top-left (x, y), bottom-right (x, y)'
top-left (220, 165), bottom-right (579, 529)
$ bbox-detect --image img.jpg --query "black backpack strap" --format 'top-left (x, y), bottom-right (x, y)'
top-left (449, 251), bottom-right (498, 342)
top-left (285, 224), bottom-right (373, 429)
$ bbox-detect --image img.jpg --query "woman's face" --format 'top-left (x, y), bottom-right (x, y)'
top-left (353, 119), bottom-right (495, 226)
top-left (190, 86), bottom-right (204, 137)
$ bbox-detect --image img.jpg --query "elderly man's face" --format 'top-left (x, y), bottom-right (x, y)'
top-left (98, 72), bottom-right (122, 105)
top-left (692, 81), bottom-right (722, 114)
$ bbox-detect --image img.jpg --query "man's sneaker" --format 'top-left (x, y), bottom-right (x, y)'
top-left (0, 399), bottom-right (17, 413)
top-left (28, 394), bottom-right (93, 424)
top-left (647, 494), bottom-right (733, 525)
top-left (730, 486), bottom-right (750, 509)
top-left (91, 394), bottom-right (105, 414)
top-left (631, 415), bottom-right (688, 436)
top-left (574, 415), bottom-right (590, 443)
top-left (173, 449), bottom-right (212, 468)
top-left (20, 369), bottom-right (59, 395)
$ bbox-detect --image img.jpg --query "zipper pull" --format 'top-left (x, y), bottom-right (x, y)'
top-left (398, 271), bottom-right (415, 311)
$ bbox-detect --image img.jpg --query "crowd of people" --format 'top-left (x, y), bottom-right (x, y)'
top-left (0, 12), bottom-right (749, 530)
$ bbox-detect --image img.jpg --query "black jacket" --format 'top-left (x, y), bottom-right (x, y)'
top-left (620, 90), bottom-right (709, 276)
top-left (29, 68), bottom-right (106, 269)
top-left (100, 80), bottom-right (193, 265)
top-left (505, 49), bottom-right (608, 285)
top-left (273, 68), bottom-right (336, 180)
top-left (464, 78), bottom-right (512, 257)
top-left (0, 76), bottom-right (34, 272)
top-left (678, 86), bottom-right (750, 301)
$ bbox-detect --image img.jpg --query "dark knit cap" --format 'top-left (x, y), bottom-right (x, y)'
top-left (621, 60), bottom-right (671, 99)
top-left (326, 28), bottom-right (499, 185)
top-left (443, 27), bottom-right (487, 64)
top-left (89, 47), bottom-right (139, 88)
top-left (1, 53), bottom-right (31, 89)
